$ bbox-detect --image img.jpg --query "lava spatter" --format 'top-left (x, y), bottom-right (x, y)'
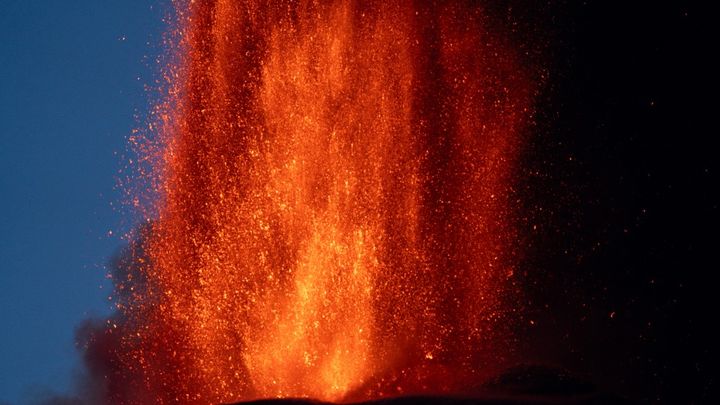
top-left (115, 1), bottom-right (535, 403)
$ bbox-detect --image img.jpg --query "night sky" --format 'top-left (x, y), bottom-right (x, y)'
top-left (516, 0), bottom-right (717, 402)
top-left (1, 2), bottom-right (162, 403)
top-left (0, 1), bottom-right (716, 404)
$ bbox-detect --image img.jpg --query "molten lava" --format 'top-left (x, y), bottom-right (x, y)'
top-left (116, 1), bottom-right (534, 403)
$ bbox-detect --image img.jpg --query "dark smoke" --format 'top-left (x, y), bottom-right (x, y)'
top-left (32, 225), bottom-right (153, 405)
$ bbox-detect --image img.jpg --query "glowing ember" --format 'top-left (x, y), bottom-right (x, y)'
top-left (116, 1), bottom-right (534, 403)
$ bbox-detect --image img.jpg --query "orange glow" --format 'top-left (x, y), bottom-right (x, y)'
top-left (117, 1), bottom-right (535, 403)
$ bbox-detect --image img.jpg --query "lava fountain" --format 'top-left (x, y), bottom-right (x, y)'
top-left (114, 1), bottom-right (535, 403)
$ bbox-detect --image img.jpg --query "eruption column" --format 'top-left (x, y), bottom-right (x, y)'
top-left (115, 1), bottom-right (534, 403)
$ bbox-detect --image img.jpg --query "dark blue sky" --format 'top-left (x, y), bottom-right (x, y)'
top-left (1, 1), bottom-right (163, 403)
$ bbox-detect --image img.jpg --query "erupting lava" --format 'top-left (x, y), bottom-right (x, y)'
top-left (111, 1), bottom-right (535, 403)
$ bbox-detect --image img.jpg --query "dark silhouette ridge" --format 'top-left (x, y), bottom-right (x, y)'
top-left (226, 366), bottom-right (631, 405)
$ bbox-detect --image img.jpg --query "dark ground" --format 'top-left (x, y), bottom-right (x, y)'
top-left (227, 365), bottom-right (634, 404)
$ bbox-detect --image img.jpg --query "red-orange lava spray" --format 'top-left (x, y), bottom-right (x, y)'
top-left (116, 1), bottom-right (534, 403)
